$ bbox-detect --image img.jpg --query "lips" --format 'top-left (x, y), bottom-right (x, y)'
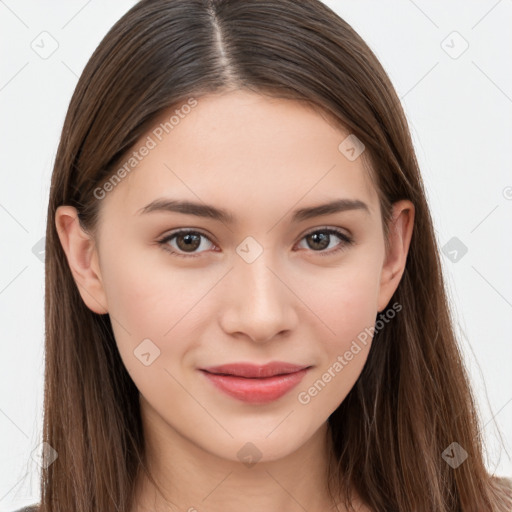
top-left (200, 362), bottom-right (311, 403)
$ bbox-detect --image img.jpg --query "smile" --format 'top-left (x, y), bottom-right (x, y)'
top-left (199, 362), bottom-right (311, 404)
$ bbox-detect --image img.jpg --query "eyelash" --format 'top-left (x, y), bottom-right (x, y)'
top-left (156, 227), bottom-right (354, 259)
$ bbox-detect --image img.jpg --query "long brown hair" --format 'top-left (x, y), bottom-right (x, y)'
top-left (42, 1), bottom-right (511, 511)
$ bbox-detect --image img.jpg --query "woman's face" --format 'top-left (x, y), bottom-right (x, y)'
top-left (58, 89), bottom-right (413, 464)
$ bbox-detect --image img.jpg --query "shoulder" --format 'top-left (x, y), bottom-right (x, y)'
top-left (10, 505), bottom-right (40, 512)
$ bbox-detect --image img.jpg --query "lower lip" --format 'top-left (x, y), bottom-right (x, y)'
top-left (201, 368), bottom-right (309, 404)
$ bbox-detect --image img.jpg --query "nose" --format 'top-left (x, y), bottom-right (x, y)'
top-left (218, 252), bottom-right (298, 344)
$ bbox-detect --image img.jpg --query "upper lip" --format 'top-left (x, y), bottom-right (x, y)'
top-left (200, 362), bottom-right (311, 378)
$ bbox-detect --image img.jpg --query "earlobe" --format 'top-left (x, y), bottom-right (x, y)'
top-left (55, 206), bottom-right (109, 314)
top-left (377, 200), bottom-right (415, 313)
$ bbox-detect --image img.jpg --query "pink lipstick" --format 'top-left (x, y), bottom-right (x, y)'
top-left (200, 362), bottom-right (310, 404)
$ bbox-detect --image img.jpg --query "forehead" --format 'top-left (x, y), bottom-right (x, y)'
top-left (100, 90), bottom-right (379, 224)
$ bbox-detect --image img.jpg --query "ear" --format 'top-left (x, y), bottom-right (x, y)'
top-left (377, 199), bottom-right (415, 313)
top-left (55, 206), bottom-right (109, 314)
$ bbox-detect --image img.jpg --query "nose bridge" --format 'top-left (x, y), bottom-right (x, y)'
top-left (220, 240), bottom-right (295, 341)
top-left (239, 252), bottom-right (282, 305)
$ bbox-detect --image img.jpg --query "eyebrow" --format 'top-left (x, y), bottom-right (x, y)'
top-left (137, 197), bottom-right (370, 224)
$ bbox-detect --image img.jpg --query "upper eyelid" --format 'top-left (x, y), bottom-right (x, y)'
top-left (159, 225), bottom-right (351, 241)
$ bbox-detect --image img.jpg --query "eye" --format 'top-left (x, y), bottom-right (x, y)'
top-left (157, 230), bottom-right (216, 258)
top-left (157, 227), bottom-right (354, 258)
top-left (295, 227), bottom-right (354, 256)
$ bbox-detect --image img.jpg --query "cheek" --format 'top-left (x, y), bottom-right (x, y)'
top-left (101, 254), bottom-right (162, 334)
top-left (100, 236), bottom-right (195, 332)
top-left (311, 254), bottom-right (383, 344)
top-left (296, 251), bottom-right (383, 406)
top-left (99, 246), bottom-right (215, 372)
top-left (100, 254), bottom-right (195, 403)
top-left (98, 246), bottom-right (174, 367)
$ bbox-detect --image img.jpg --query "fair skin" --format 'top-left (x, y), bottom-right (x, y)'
top-left (55, 89), bottom-right (414, 512)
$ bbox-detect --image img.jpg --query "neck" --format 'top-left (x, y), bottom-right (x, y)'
top-left (131, 402), bottom-right (349, 512)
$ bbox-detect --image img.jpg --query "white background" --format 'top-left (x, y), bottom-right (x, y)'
top-left (1, 1), bottom-right (511, 510)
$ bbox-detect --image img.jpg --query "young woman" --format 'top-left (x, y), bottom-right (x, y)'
top-left (15, 0), bottom-right (512, 511)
